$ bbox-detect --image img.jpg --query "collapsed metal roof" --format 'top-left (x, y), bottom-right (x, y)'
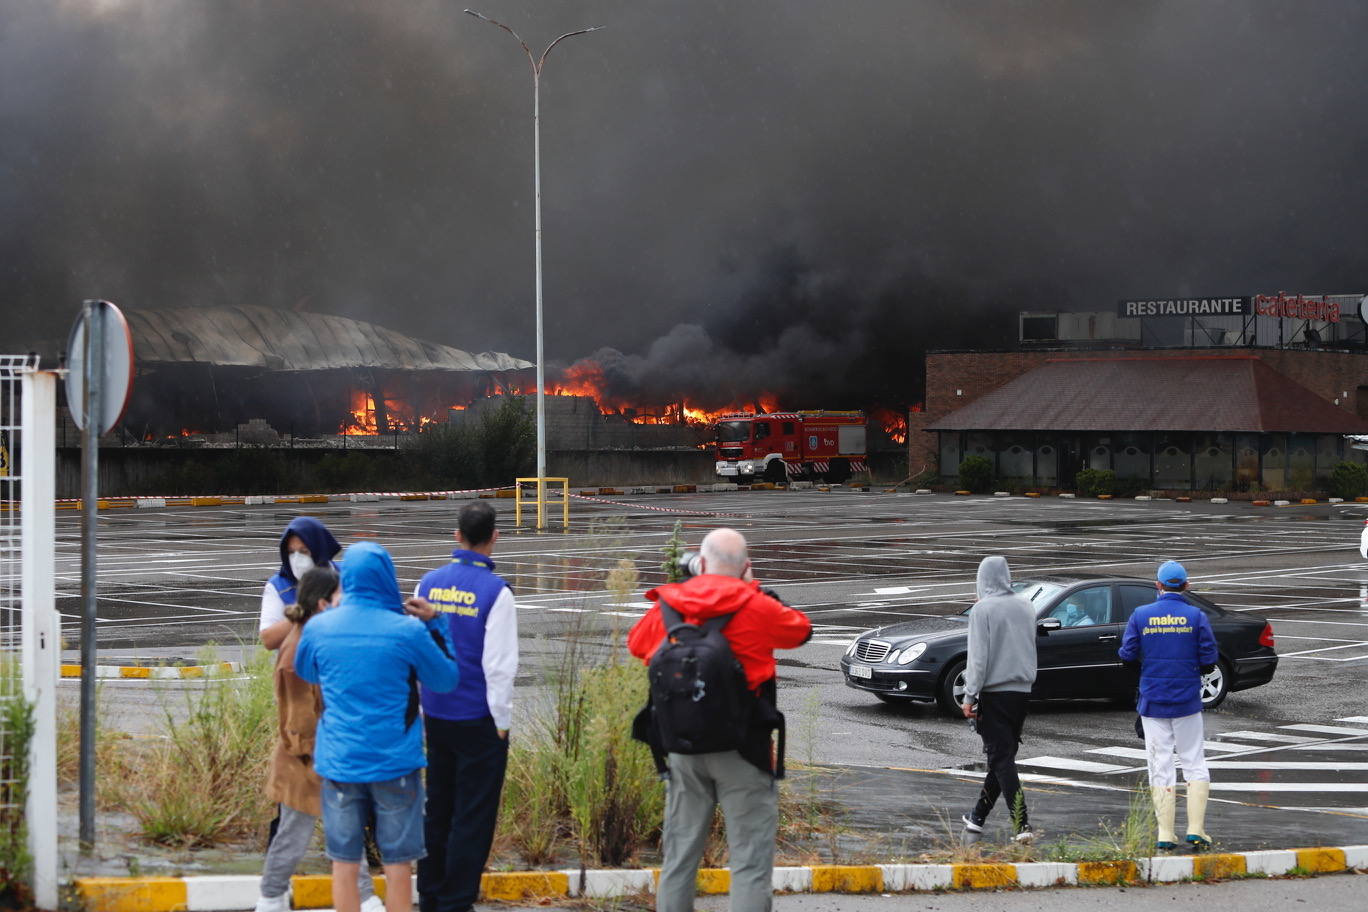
top-left (124, 305), bottom-right (532, 372)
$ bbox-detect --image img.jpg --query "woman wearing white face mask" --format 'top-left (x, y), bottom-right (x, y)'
top-left (260, 516), bottom-right (342, 651)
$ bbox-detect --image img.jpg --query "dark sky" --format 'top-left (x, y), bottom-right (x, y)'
top-left (3, 1), bottom-right (1366, 406)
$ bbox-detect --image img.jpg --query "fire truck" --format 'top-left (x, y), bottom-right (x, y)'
top-left (714, 411), bottom-right (867, 483)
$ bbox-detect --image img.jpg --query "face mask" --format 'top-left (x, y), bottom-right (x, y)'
top-left (289, 552), bottom-right (315, 580)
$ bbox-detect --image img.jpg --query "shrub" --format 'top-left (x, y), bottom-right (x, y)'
top-left (564, 662), bottom-right (663, 866)
top-left (0, 667), bottom-right (35, 905)
top-left (406, 396), bottom-right (535, 489)
top-left (957, 455), bottom-right (994, 493)
top-left (1075, 468), bottom-right (1117, 497)
top-left (1329, 461), bottom-right (1368, 499)
top-left (497, 639), bottom-right (664, 868)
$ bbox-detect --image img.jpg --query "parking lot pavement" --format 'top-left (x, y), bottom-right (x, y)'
top-left (56, 491), bottom-right (1368, 854)
top-left (933, 714), bottom-right (1368, 821)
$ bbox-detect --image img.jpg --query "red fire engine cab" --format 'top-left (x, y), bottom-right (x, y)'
top-left (714, 411), bottom-right (867, 483)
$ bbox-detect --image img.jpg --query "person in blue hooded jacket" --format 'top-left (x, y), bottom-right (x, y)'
top-left (1118, 560), bottom-right (1219, 851)
top-left (295, 541), bottom-right (459, 912)
top-left (260, 517), bottom-right (341, 651)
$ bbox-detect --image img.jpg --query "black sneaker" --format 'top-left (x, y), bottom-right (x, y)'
top-left (1013, 825), bottom-right (1039, 844)
top-left (961, 813), bottom-right (985, 834)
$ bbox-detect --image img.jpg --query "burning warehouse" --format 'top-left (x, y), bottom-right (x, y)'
top-left (113, 305), bottom-right (532, 439)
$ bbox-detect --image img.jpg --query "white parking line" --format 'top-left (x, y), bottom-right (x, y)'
top-left (1212, 731), bottom-right (1321, 744)
top-left (1201, 761), bottom-right (1368, 771)
top-left (1211, 782), bottom-right (1368, 792)
top-left (1017, 756), bottom-right (1131, 773)
top-left (1280, 723), bottom-right (1368, 736)
top-left (1290, 743), bottom-right (1368, 751)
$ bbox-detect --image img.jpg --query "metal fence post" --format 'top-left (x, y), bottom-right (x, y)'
top-left (20, 366), bottom-right (58, 910)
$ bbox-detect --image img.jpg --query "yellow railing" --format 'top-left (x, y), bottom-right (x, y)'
top-left (514, 476), bottom-right (570, 531)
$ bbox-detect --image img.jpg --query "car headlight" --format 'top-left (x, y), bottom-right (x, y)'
top-left (896, 643), bottom-right (927, 665)
top-left (886, 650), bottom-right (901, 664)
top-left (845, 639), bottom-right (859, 657)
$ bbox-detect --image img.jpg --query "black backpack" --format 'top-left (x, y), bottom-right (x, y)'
top-left (641, 597), bottom-right (753, 758)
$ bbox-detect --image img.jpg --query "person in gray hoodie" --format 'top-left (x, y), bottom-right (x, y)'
top-left (961, 555), bottom-right (1038, 842)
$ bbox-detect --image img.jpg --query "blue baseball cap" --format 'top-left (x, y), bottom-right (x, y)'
top-left (1157, 560), bottom-right (1188, 588)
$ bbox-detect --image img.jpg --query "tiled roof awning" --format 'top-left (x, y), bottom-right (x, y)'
top-left (124, 305), bottom-right (532, 372)
top-left (927, 356), bottom-right (1368, 434)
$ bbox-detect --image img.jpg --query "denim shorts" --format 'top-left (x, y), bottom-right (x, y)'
top-left (321, 772), bottom-right (426, 864)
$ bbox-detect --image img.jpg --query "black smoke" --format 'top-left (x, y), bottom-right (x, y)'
top-left (4, 1), bottom-right (1367, 410)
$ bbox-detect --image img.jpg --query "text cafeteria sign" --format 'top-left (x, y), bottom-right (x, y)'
top-left (1117, 297), bottom-right (1250, 317)
top-left (1118, 292), bottom-right (1344, 322)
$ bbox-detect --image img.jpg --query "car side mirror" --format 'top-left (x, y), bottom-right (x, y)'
top-left (1037, 617), bottom-right (1062, 635)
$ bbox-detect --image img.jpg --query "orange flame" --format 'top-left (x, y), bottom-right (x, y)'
top-left (507, 364), bottom-right (781, 426)
top-left (868, 407), bottom-right (908, 444)
top-left (342, 390), bottom-right (378, 435)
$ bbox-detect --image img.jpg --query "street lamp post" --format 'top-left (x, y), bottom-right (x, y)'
top-left (465, 9), bottom-right (602, 486)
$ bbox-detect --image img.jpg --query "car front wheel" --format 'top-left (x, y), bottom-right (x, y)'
top-left (1200, 659), bottom-right (1231, 709)
top-left (936, 658), bottom-right (968, 717)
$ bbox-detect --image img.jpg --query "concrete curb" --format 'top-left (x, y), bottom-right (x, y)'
top-left (73, 845), bottom-right (1368, 910)
top-left (59, 662), bottom-right (242, 680)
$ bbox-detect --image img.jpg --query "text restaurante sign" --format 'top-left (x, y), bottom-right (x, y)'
top-left (1117, 297), bottom-right (1250, 317)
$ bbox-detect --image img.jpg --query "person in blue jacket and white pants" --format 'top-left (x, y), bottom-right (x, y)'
top-left (295, 541), bottom-right (459, 912)
top-left (1119, 560), bottom-right (1219, 851)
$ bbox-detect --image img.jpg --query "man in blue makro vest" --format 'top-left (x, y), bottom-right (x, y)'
top-left (1119, 560), bottom-right (1219, 851)
top-left (406, 502), bottom-right (518, 912)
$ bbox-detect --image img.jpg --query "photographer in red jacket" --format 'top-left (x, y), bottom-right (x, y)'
top-left (628, 528), bottom-right (811, 912)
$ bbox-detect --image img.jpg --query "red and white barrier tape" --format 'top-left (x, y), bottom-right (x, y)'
top-left (567, 492), bottom-right (750, 519)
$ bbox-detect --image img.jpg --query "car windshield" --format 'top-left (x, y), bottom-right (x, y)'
top-left (1013, 580), bottom-right (1066, 604)
top-left (959, 579), bottom-right (1065, 615)
top-left (717, 421), bottom-right (750, 443)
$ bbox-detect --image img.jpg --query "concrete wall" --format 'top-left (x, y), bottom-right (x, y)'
top-left (57, 446), bottom-right (909, 496)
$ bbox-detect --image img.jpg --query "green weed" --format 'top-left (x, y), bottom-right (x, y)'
top-left (108, 649), bottom-right (276, 846)
top-left (0, 675), bottom-right (35, 904)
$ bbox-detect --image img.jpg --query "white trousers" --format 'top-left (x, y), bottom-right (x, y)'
top-left (1141, 712), bottom-right (1210, 787)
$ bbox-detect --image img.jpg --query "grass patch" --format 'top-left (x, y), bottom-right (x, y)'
top-left (498, 554), bottom-right (665, 869)
top-left (106, 649), bottom-right (276, 847)
top-left (1041, 781), bottom-right (1153, 863)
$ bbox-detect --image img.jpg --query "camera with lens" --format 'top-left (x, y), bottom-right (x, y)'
top-left (675, 550), bottom-right (704, 579)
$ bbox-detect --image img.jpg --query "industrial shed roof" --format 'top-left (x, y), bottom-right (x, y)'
top-left (124, 306), bottom-right (532, 373)
top-left (927, 356), bottom-right (1368, 434)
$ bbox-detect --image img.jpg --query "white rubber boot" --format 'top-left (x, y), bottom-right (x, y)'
top-left (1185, 780), bottom-right (1212, 848)
top-left (1151, 785), bottom-right (1178, 849)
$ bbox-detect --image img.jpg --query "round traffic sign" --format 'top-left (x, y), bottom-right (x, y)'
top-left (66, 300), bottom-right (135, 434)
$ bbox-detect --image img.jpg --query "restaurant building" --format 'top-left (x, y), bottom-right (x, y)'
top-left (908, 293), bottom-right (1368, 491)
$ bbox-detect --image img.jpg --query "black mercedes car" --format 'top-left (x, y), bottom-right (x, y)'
top-left (839, 574), bottom-right (1278, 716)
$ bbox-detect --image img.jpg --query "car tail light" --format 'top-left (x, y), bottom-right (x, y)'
top-left (1259, 622), bottom-right (1275, 648)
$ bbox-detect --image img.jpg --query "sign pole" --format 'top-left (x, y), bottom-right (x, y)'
top-left (78, 300), bottom-right (103, 849)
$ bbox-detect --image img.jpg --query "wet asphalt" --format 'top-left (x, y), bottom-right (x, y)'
top-left (56, 490), bottom-right (1368, 855)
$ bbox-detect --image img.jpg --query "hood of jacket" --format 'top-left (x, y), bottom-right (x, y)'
top-left (976, 555), bottom-right (1013, 600)
top-left (339, 540), bottom-right (403, 613)
top-left (278, 516), bottom-right (341, 584)
top-left (646, 573), bottom-right (762, 619)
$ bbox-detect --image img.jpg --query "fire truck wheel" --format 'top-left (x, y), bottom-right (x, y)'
top-left (825, 459), bottom-right (851, 484)
top-left (764, 461), bottom-right (787, 484)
